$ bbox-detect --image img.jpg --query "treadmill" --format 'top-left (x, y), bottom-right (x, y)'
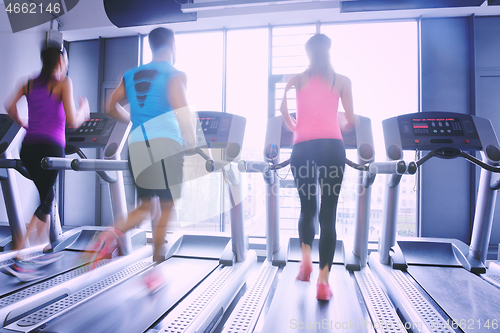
top-left (4, 111), bottom-right (258, 333)
top-left (225, 113), bottom-right (408, 333)
top-left (0, 113), bottom-right (151, 329)
top-left (0, 115), bottom-right (39, 252)
top-left (370, 112), bottom-right (500, 333)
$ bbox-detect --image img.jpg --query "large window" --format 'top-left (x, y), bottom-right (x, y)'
top-left (225, 28), bottom-right (269, 236)
top-left (143, 32), bottom-right (223, 111)
top-left (143, 32), bottom-right (225, 231)
top-left (323, 22), bottom-right (419, 240)
top-left (141, 21), bottom-right (419, 240)
top-left (273, 22), bottom-right (418, 240)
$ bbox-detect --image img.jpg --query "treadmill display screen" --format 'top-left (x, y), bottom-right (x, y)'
top-left (199, 116), bottom-right (220, 135)
top-left (67, 118), bottom-right (108, 136)
top-left (409, 118), bottom-right (466, 136)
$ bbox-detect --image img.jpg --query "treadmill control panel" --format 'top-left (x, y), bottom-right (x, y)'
top-left (66, 113), bottom-right (116, 148)
top-left (67, 118), bottom-right (107, 136)
top-left (408, 118), bottom-right (464, 136)
top-left (199, 116), bottom-right (224, 135)
top-left (196, 112), bottom-right (245, 150)
top-left (396, 112), bottom-right (481, 150)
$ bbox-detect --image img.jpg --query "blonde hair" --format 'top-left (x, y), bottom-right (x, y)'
top-left (305, 34), bottom-right (334, 81)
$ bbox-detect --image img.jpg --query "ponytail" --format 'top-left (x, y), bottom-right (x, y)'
top-left (305, 34), bottom-right (334, 81)
top-left (38, 46), bottom-right (63, 83)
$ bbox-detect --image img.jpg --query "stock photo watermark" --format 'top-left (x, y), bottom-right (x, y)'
top-left (289, 318), bottom-right (500, 331)
top-left (4, 0), bottom-right (79, 33)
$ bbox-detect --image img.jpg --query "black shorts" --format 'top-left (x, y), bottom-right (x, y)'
top-left (128, 138), bottom-right (184, 201)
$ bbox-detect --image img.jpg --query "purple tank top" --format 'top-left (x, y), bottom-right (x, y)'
top-left (24, 79), bottom-right (66, 148)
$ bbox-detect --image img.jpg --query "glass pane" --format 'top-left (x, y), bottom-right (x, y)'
top-left (274, 21), bottom-right (419, 240)
top-left (141, 32), bottom-right (224, 232)
top-left (322, 21), bottom-right (419, 240)
top-left (272, 25), bottom-right (315, 75)
top-left (143, 32), bottom-right (223, 111)
top-left (226, 28), bottom-right (269, 236)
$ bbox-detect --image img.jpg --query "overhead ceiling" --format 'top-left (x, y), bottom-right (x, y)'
top-left (2, 0), bottom-right (500, 40)
top-left (339, 0), bottom-right (487, 12)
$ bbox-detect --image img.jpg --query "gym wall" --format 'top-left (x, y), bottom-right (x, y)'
top-left (420, 16), bottom-right (500, 257)
top-left (0, 30), bottom-right (48, 227)
top-left (64, 35), bottom-right (139, 227)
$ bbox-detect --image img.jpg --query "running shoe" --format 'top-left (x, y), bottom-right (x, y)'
top-left (31, 252), bottom-right (64, 266)
top-left (316, 283), bottom-right (333, 301)
top-left (143, 268), bottom-right (165, 294)
top-left (296, 262), bottom-right (313, 282)
top-left (0, 258), bottom-right (45, 282)
top-left (81, 228), bottom-right (121, 270)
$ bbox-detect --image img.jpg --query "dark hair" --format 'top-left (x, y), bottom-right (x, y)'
top-left (305, 34), bottom-right (333, 80)
top-left (149, 27), bottom-right (175, 53)
top-left (38, 45), bottom-right (64, 83)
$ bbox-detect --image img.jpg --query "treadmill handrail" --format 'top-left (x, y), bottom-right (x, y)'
top-left (42, 157), bottom-right (118, 183)
top-left (237, 160), bottom-right (268, 173)
top-left (368, 160), bottom-right (407, 175)
top-left (238, 159), bottom-right (407, 177)
top-left (0, 159), bottom-right (31, 179)
top-left (41, 157), bottom-right (73, 170)
top-left (278, 159), bottom-right (407, 174)
top-left (70, 159), bottom-right (119, 183)
top-left (416, 148), bottom-right (500, 173)
top-left (70, 159), bottom-right (128, 171)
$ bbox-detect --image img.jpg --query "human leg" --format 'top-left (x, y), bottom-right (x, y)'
top-left (115, 198), bottom-right (152, 234)
top-left (18, 144), bottom-right (63, 251)
top-left (290, 141), bottom-right (318, 281)
top-left (315, 139), bottom-right (345, 300)
top-left (152, 200), bottom-right (174, 262)
top-left (16, 213), bottom-right (50, 251)
top-left (150, 144), bottom-right (183, 262)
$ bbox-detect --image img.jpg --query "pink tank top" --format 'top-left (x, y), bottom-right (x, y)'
top-left (293, 76), bottom-right (342, 145)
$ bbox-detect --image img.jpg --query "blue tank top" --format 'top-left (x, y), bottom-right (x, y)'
top-left (123, 62), bottom-right (183, 146)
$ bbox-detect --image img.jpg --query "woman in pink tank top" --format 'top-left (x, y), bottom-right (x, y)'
top-left (280, 34), bottom-right (357, 301)
top-left (2, 45), bottom-right (89, 280)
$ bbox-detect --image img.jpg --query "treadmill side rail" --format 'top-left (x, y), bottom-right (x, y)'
top-left (369, 253), bottom-right (456, 333)
top-left (155, 251), bottom-right (258, 333)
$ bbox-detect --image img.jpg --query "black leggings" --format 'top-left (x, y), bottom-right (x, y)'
top-left (20, 144), bottom-right (64, 221)
top-left (290, 139), bottom-right (346, 270)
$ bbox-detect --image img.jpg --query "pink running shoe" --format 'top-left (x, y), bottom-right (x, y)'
top-left (296, 262), bottom-right (313, 282)
top-left (80, 228), bottom-right (122, 270)
top-left (143, 269), bottom-right (165, 294)
top-left (316, 283), bottom-right (333, 301)
top-left (0, 258), bottom-right (45, 282)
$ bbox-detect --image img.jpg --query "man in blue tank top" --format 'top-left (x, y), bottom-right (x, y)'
top-left (105, 27), bottom-right (196, 290)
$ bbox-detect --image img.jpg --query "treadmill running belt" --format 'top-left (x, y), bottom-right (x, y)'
top-left (30, 258), bottom-right (219, 333)
top-left (261, 263), bottom-right (370, 333)
top-left (0, 251), bottom-right (85, 296)
top-left (408, 266), bottom-right (500, 333)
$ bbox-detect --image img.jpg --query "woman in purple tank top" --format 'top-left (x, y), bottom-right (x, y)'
top-left (2, 45), bottom-right (89, 279)
top-left (280, 34), bottom-right (358, 301)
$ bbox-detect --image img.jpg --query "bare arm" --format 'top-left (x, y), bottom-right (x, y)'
top-left (340, 76), bottom-right (358, 127)
top-left (61, 76), bottom-right (89, 128)
top-left (105, 79), bottom-right (130, 123)
top-left (4, 82), bottom-right (28, 128)
top-left (279, 75), bottom-right (298, 132)
top-left (169, 72), bottom-right (196, 151)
